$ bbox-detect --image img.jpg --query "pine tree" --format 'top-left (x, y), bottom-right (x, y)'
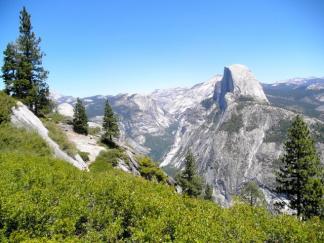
top-left (1, 43), bottom-right (18, 95)
top-left (73, 98), bottom-right (88, 135)
top-left (240, 181), bottom-right (265, 207)
top-left (276, 115), bottom-right (323, 220)
top-left (204, 184), bottom-right (213, 201)
top-left (176, 151), bottom-right (203, 198)
top-left (101, 99), bottom-right (119, 143)
top-left (1, 7), bottom-right (50, 116)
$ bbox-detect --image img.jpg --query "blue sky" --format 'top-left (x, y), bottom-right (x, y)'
top-left (1, 0), bottom-right (324, 97)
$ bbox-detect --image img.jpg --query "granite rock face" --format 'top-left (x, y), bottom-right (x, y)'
top-left (11, 102), bottom-right (88, 170)
top-left (52, 65), bottom-right (324, 205)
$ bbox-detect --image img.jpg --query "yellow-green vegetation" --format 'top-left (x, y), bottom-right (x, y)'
top-left (79, 151), bottom-right (90, 162)
top-left (137, 155), bottom-right (168, 183)
top-left (47, 112), bottom-right (71, 124)
top-left (0, 152), bottom-right (323, 242)
top-left (0, 95), bottom-right (323, 241)
top-left (0, 91), bottom-right (16, 124)
top-left (90, 148), bottom-right (128, 172)
top-left (42, 118), bottom-right (77, 157)
top-left (88, 126), bottom-right (101, 136)
top-left (0, 124), bottom-right (51, 157)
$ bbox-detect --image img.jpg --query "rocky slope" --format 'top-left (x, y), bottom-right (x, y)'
top-left (53, 65), bottom-right (324, 205)
top-left (11, 102), bottom-right (88, 170)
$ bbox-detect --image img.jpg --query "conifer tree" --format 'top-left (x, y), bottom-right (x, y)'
top-left (176, 151), bottom-right (203, 198)
top-left (240, 181), bottom-right (265, 207)
top-left (1, 7), bottom-right (50, 116)
top-left (102, 99), bottom-right (119, 143)
top-left (276, 115), bottom-right (323, 219)
top-left (1, 43), bottom-right (18, 95)
top-left (73, 98), bottom-right (88, 135)
top-left (204, 184), bottom-right (213, 201)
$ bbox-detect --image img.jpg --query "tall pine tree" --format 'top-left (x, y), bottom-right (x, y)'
top-left (176, 151), bottom-right (203, 198)
top-left (102, 99), bottom-right (119, 143)
top-left (276, 115), bottom-right (323, 220)
top-left (73, 98), bottom-right (88, 135)
top-left (1, 43), bottom-right (18, 95)
top-left (1, 7), bottom-right (50, 116)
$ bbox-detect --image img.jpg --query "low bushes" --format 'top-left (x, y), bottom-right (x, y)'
top-left (42, 119), bottom-right (77, 157)
top-left (0, 152), bottom-right (323, 242)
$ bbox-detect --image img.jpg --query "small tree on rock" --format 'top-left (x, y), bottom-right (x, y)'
top-left (73, 98), bottom-right (88, 135)
top-left (101, 99), bottom-right (119, 144)
top-left (240, 181), bottom-right (265, 207)
top-left (176, 151), bottom-right (203, 198)
top-left (276, 115), bottom-right (323, 220)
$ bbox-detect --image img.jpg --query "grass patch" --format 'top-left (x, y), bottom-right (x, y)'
top-left (0, 123), bottom-right (51, 156)
top-left (42, 119), bottom-right (77, 157)
top-left (90, 148), bottom-right (127, 173)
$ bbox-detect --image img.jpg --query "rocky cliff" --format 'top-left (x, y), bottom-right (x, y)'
top-left (53, 65), bottom-right (324, 205)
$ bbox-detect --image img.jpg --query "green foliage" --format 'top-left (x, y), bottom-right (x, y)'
top-left (204, 184), bottom-right (213, 201)
top-left (1, 7), bottom-right (50, 116)
top-left (176, 151), bottom-right (203, 198)
top-left (79, 151), bottom-right (90, 162)
top-left (42, 119), bottom-right (77, 157)
top-left (0, 123), bottom-right (51, 156)
top-left (73, 98), bottom-right (88, 135)
top-left (137, 156), bottom-right (168, 183)
top-left (276, 115), bottom-right (324, 220)
top-left (219, 113), bottom-right (243, 133)
top-left (0, 92), bottom-right (16, 124)
top-left (102, 99), bottom-right (119, 143)
top-left (88, 126), bottom-right (101, 136)
top-left (90, 148), bottom-right (127, 172)
top-left (46, 112), bottom-right (69, 124)
top-left (0, 152), bottom-right (323, 242)
top-left (239, 181), bottom-right (266, 207)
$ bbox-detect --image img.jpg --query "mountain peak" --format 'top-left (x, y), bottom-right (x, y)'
top-left (215, 64), bottom-right (269, 110)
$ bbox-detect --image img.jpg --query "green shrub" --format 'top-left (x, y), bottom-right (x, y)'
top-left (0, 91), bottom-right (16, 124)
top-left (0, 152), bottom-right (323, 242)
top-left (137, 155), bottom-right (168, 183)
top-left (79, 151), bottom-right (90, 162)
top-left (88, 126), bottom-right (101, 136)
top-left (90, 148), bottom-right (127, 172)
top-left (0, 124), bottom-right (51, 156)
top-left (47, 112), bottom-right (71, 124)
top-left (42, 119), bottom-right (77, 156)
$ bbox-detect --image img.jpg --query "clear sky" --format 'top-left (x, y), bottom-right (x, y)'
top-left (1, 0), bottom-right (324, 97)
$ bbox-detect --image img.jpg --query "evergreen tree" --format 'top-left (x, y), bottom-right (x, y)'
top-left (1, 7), bottom-right (50, 116)
top-left (1, 43), bottom-right (18, 95)
top-left (204, 184), bottom-right (213, 201)
top-left (73, 98), bottom-right (88, 135)
top-left (101, 99), bottom-right (119, 143)
top-left (176, 151), bottom-right (203, 198)
top-left (240, 181), bottom-right (265, 207)
top-left (276, 115), bottom-right (323, 220)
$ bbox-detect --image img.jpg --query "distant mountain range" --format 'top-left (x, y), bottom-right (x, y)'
top-left (52, 65), bottom-right (324, 205)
